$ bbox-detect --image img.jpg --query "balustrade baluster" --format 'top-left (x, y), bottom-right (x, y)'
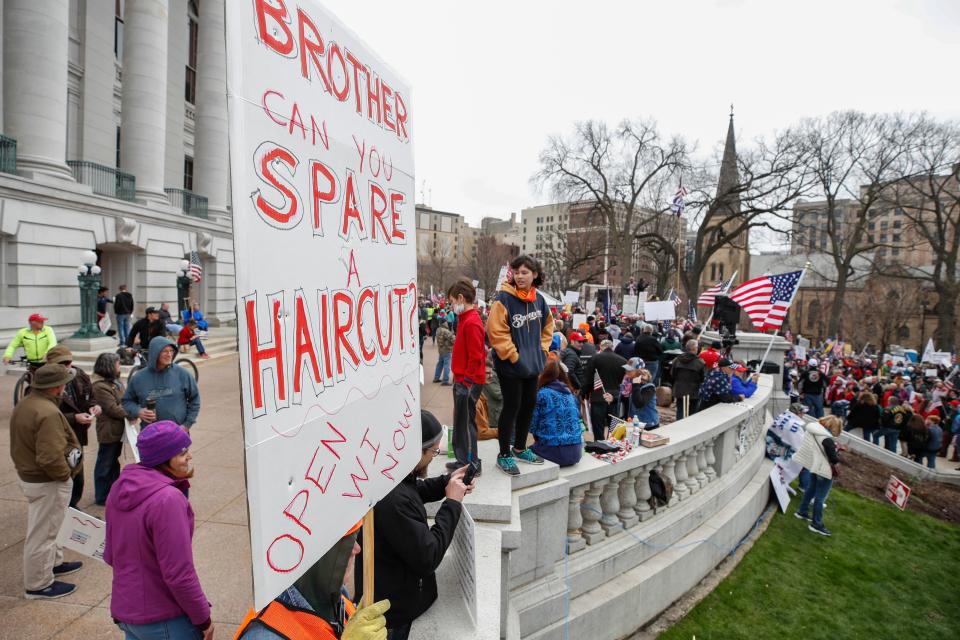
top-left (673, 453), bottom-right (691, 501)
top-left (600, 474), bottom-right (624, 536)
top-left (635, 464), bottom-right (653, 521)
top-left (695, 443), bottom-right (709, 488)
top-left (566, 485), bottom-right (588, 553)
top-left (662, 458), bottom-right (681, 506)
top-left (580, 481), bottom-right (606, 545)
top-left (684, 447), bottom-right (700, 494)
top-left (704, 437), bottom-right (718, 481)
top-left (617, 469), bottom-right (640, 529)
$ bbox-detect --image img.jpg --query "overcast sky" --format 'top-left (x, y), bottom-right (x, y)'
top-left (321, 0), bottom-right (960, 228)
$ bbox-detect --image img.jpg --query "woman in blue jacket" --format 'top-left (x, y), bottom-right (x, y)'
top-left (529, 355), bottom-right (583, 467)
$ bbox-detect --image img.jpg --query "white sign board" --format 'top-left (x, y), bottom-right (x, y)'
top-left (475, 289), bottom-right (486, 304)
top-left (794, 345), bottom-right (807, 361)
top-left (643, 300), bottom-right (676, 321)
top-left (451, 507), bottom-right (477, 625)
top-left (622, 294), bottom-right (638, 316)
top-left (571, 314), bottom-right (587, 330)
top-left (225, 1), bottom-right (420, 608)
top-left (637, 292), bottom-right (648, 316)
top-left (563, 290), bottom-right (580, 304)
top-left (585, 301), bottom-right (596, 314)
top-left (495, 264), bottom-right (511, 292)
top-left (124, 420), bottom-right (140, 463)
top-left (57, 508), bottom-right (106, 562)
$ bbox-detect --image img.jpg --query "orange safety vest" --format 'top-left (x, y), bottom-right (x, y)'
top-left (234, 596), bottom-right (357, 640)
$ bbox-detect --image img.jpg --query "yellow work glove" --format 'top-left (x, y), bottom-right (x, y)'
top-left (342, 599), bottom-right (391, 640)
top-left (611, 423), bottom-right (627, 441)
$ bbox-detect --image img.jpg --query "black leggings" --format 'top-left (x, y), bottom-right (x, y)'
top-left (498, 375), bottom-right (539, 456)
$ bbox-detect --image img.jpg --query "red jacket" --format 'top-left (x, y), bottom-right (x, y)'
top-left (451, 308), bottom-right (486, 385)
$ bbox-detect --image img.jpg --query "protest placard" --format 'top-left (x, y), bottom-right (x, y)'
top-left (451, 507), bottom-right (477, 625)
top-left (637, 292), bottom-right (647, 316)
top-left (572, 314), bottom-right (587, 329)
top-left (622, 294), bottom-right (638, 316)
top-left (885, 475), bottom-right (911, 510)
top-left (57, 508), bottom-right (106, 562)
top-left (643, 300), bottom-right (676, 321)
top-left (563, 290), bottom-right (580, 304)
top-left (225, 0), bottom-right (419, 608)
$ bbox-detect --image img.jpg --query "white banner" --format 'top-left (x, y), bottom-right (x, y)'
top-left (226, 0), bottom-right (420, 608)
top-left (563, 290), bottom-right (580, 304)
top-left (643, 300), bottom-right (676, 321)
top-left (57, 508), bottom-right (106, 562)
top-left (622, 294), bottom-right (638, 316)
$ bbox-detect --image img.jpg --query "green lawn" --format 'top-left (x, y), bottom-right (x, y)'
top-left (661, 487), bottom-right (960, 640)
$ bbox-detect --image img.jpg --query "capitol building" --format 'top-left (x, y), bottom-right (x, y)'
top-left (0, 0), bottom-right (236, 339)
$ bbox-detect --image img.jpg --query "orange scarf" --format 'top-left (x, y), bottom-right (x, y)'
top-left (514, 286), bottom-right (537, 303)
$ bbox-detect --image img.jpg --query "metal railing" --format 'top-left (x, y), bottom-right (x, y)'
top-left (0, 135), bottom-right (17, 175)
top-left (165, 188), bottom-right (209, 219)
top-left (66, 160), bottom-right (136, 201)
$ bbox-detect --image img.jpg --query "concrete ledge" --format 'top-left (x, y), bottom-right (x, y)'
top-left (522, 459), bottom-right (772, 640)
top-left (839, 431), bottom-right (960, 486)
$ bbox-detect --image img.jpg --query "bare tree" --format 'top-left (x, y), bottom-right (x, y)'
top-left (468, 236), bottom-right (517, 294)
top-left (792, 111), bottom-right (921, 337)
top-left (418, 236), bottom-right (460, 295)
top-left (533, 119), bottom-right (687, 282)
top-left (854, 276), bottom-right (923, 356)
top-left (535, 226), bottom-right (609, 298)
top-left (879, 118), bottom-right (960, 349)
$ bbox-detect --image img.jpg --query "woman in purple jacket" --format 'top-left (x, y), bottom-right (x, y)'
top-left (103, 421), bottom-right (213, 640)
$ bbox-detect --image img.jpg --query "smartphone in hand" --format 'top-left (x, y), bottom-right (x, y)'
top-left (463, 460), bottom-right (480, 486)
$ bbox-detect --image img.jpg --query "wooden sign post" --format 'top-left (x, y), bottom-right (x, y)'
top-left (361, 509), bottom-right (375, 608)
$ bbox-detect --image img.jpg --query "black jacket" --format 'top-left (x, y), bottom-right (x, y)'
top-left (634, 335), bottom-right (663, 362)
top-left (847, 403), bottom-right (881, 432)
top-left (614, 336), bottom-right (635, 360)
top-left (114, 291), bottom-right (134, 315)
top-left (582, 349), bottom-right (627, 403)
top-left (671, 352), bottom-right (706, 399)
top-left (365, 473), bottom-right (462, 628)
top-left (561, 347), bottom-right (584, 389)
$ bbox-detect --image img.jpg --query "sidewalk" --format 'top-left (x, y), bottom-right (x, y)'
top-left (0, 342), bottom-right (458, 639)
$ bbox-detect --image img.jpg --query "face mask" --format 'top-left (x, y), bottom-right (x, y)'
top-left (452, 303), bottom-right (466, 315)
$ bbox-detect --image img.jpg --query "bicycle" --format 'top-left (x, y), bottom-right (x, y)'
top-left (12, 357), bottom-right (44, 406)
top-left (125, 346), bottom-right (199, 385)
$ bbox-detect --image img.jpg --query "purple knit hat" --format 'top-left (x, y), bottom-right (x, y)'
top-left (137, 420), bottom-right (192, 467)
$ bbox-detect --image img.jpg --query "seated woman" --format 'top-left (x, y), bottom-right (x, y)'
top-left (185, 302), bottom-right (209, 331)
top-left (528, 355), bottom-right (583, 467)
top-left (624, 358), bottom-right (660, 430)
top-left (177, 320), bottom-right (210, 359)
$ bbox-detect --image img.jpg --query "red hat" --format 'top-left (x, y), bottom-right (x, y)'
top-left (950, 400), bottom-right (960, 407)
top-left (28, 313), bottom-right (48, 323)
top-left (568, 331), bottom-right (586, 342)
top-left (734, 363), bottom-right (749, 373)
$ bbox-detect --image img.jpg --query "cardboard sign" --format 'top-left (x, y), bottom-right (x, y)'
top-left (622, 294), bottom-right (638, 316)
top-left (124, 420), bottom-right (140, 463)
top-left (769, 465), bottom-right (791, 513)
top-left (495, 264), bottom-right (511, 291)
top-left (644, 300), bottom-right (676, 321)
top-left (637, 292), bottom-right (648, 316)
top-left (225, 0), bottom-right (420, 608)
top-left (476, 288), bottom-right (485, 304)
top-left (794, 345), bottom-right (807, 361)
top-left (451, 507), bottom-right (477, 625)
top-left (57, 508), bottom-right (106, 562)
top-left (571, 314), bottom-right (587, 330)
top-left (885, 475), bottom-right (911, 510)
top-left (563, 290), bottom-right (580, 304)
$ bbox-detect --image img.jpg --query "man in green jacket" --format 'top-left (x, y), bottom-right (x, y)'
top-left (4, 313), bottom-right (57, 365)
top-left (9, 364), bottom-right (85, 599)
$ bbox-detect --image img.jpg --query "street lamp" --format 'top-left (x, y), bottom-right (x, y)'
top-left (176, 259), bottom-right (192, 318)
top-left (70, 249), bottom-right (104, 339)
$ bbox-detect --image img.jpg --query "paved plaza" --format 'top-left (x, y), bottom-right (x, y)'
top-left (0, 344), bottom-right (454, 640)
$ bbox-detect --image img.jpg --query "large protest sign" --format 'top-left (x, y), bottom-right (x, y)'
top-left (621, 294), bottom-right (638, 316)
top-left (225, 0), bottom-right (419, 608)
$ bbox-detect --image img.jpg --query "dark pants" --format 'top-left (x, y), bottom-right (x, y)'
top-left (388, 622), bottom-right (412, 640)
top-left (676, 395), bottom-right (699, 420)
top-left (69, 471), bottom-right (84, 509)
top-left (452, 382), bottom-right (481, 465)
top-left (589, 400), bottom-right (612, 442)
top-left (798, 473), bottom-right (832, 528)
top-left (914, 452), bottom-right (937, 469)
top-left (94, 441), bottom-right (123, 504)
top-left (498, 376), bottom-right (538, 456)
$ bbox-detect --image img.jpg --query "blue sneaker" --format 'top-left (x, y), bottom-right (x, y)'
top-left (513, 448), bottom-right (544, 465)
top-left (25, 581), bottom-right (76, 600)
top-left (794, 511), bottom-right (810, 521)
top-left (53, 561), bottom-right (83, 577)
top-left (496, 454), bottom-right (520, 476)
top-left (808, 523), bottom-right (832, 537)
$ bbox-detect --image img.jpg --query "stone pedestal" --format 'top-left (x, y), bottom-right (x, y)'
top-left (62, 336), bottom-right (118, 353)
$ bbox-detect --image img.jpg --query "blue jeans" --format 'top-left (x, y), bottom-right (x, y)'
top-left (914, 452), bottom-right (936, 469)
top-left (434, 353), bottom-right (451, 383)
top-left (798, 473), bottom-right (832, 528)
top-left (118, 615), bottom-right (202, 639)
top-left (189, 338), bottom-right (206, 355)
top-left (881, 428), bottom-right (900, 453)
top-left (117, 314), bottom-right (132, 344)
top-left (798, 468), bottom-right (811, 494)
top-left (645, 361), bottom-right (661, 386)
top-left (94, 441), bottom-right (123, 504)
top-left (802, 394), bottom-right (824, 418)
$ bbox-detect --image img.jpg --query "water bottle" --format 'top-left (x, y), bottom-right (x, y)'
top-left (631, 416), bottom-right (641, 447)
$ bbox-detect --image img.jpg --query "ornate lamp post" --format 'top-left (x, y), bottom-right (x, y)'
top-left (176, 259), bottom-right (192, 318)
top-left (71, 250), bottom-right (103, 339)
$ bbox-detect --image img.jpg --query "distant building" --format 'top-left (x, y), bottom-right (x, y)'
top-left (481, 212), bottom-right (522, 249)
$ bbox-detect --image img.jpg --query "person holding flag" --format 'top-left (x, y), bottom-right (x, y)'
top-left (581, 340), bottom-right (627, 441)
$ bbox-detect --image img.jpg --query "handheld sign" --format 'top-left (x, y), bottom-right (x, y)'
top-left (225, 0), bottom-right (420, 608)
top-left (885, 475), bottom-right (911, 511)
top-left (57, 508), bottom-right (106, 562)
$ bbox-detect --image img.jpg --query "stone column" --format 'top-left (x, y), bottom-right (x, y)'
top-left (580, 481), bottom-right (605, 545)
top-left (566, 486), bottom-right (587, 554)
top-left (635, 465), bottom-right (653, 521)
top-left (163, 0), bottom-right (187, 191)
top-left (695, 444), bottom-right (709, 488)
top-left (3, 0), bottom-right (74, 180)
top-left (120, 0), bottom-right (169, 204)
top-left (599, 475), bottom-right (624, 537)
top-left (617, 469), bottom-right (640, 529)
top-left (0, 0), bottom-right (5, 129)
top-left (193, 0), bottom-right (229, 219)
top-left (704, 438), bottom-right (718, 482)
top-left (673, 453), bottom-right (691, 501)
top-left (684, 448), bottom-right (700, 495)
top-left (661, 459), bottom-right (679, 507)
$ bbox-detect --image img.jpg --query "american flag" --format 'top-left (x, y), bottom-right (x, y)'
top-left (667, 288), bottom-right (682, 307)
top-left (670, 184), bottom-right (688, 216)
top-left (188, 251), bottom-right (203, 283)
top-left (594, 371), bottom-right (605, 392)
top-left (729, 270), bottom-right (803, 331)
top-left (696, 275), bottom-right (735, 306)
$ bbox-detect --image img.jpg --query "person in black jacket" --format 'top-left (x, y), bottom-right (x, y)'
top-left (633, 325), bottom-right (664, 384)
top-left (561, 332), bottom-right (586, 390)
top-left (671, 340), bottom-right (706, 419)
top-left (846, 390), bottom-right (882, 443)
top-left (363, 410), bottom-right (474, 639)
top-left (614, 332), bottom-right (635, 360)
top-left (582, 340), bottom-right (627, 441)
top-left (113, 285), bottom-right (135, 345)
top-left (125, 307), bottom-right (161, 349)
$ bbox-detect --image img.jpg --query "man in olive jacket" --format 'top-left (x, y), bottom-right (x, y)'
top-left (9, 364), bottom-right (85, 599)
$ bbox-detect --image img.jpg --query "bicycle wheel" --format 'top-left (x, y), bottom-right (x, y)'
top-left (176, 357), bottom-right (199, 382)
top-left (13, 373), bottom-right (29, 406)
top-left (127, 364), bottom-right (143, 385)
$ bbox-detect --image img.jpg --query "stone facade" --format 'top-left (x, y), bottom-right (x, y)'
top-left (0, 0), bottom-right (235, 341)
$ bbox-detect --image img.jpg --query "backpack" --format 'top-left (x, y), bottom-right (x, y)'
top-left (648, 469), bottom-right (673, 513)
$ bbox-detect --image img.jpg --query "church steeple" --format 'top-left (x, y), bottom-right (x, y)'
top-left (716, 106), bottom-right (740, 212)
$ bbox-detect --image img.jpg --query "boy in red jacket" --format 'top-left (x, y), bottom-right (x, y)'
top-left (446, 278), bottom-right (486, 474)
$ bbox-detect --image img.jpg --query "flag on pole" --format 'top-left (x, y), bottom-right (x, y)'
top-left (668, 289), bottom-right (682, 307)
top-left (729, 270), bottom-right (803, 331)
top-left (188, 251), bottom-right (203, 283)
top-left (594, 371), bottom-right (605, 392)
top-left (670, 184), bottom-right (688, 216)
top-left (697, 274), bottom-right (735, 306)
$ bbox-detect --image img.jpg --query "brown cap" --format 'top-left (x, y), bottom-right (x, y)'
top-left (32, 364), bottom-right (76, 390)
top-left (45, 345), bottom-right (74, 365)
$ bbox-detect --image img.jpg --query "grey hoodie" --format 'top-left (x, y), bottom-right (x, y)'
top-left (122, 337), bottom-right (200, 428)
